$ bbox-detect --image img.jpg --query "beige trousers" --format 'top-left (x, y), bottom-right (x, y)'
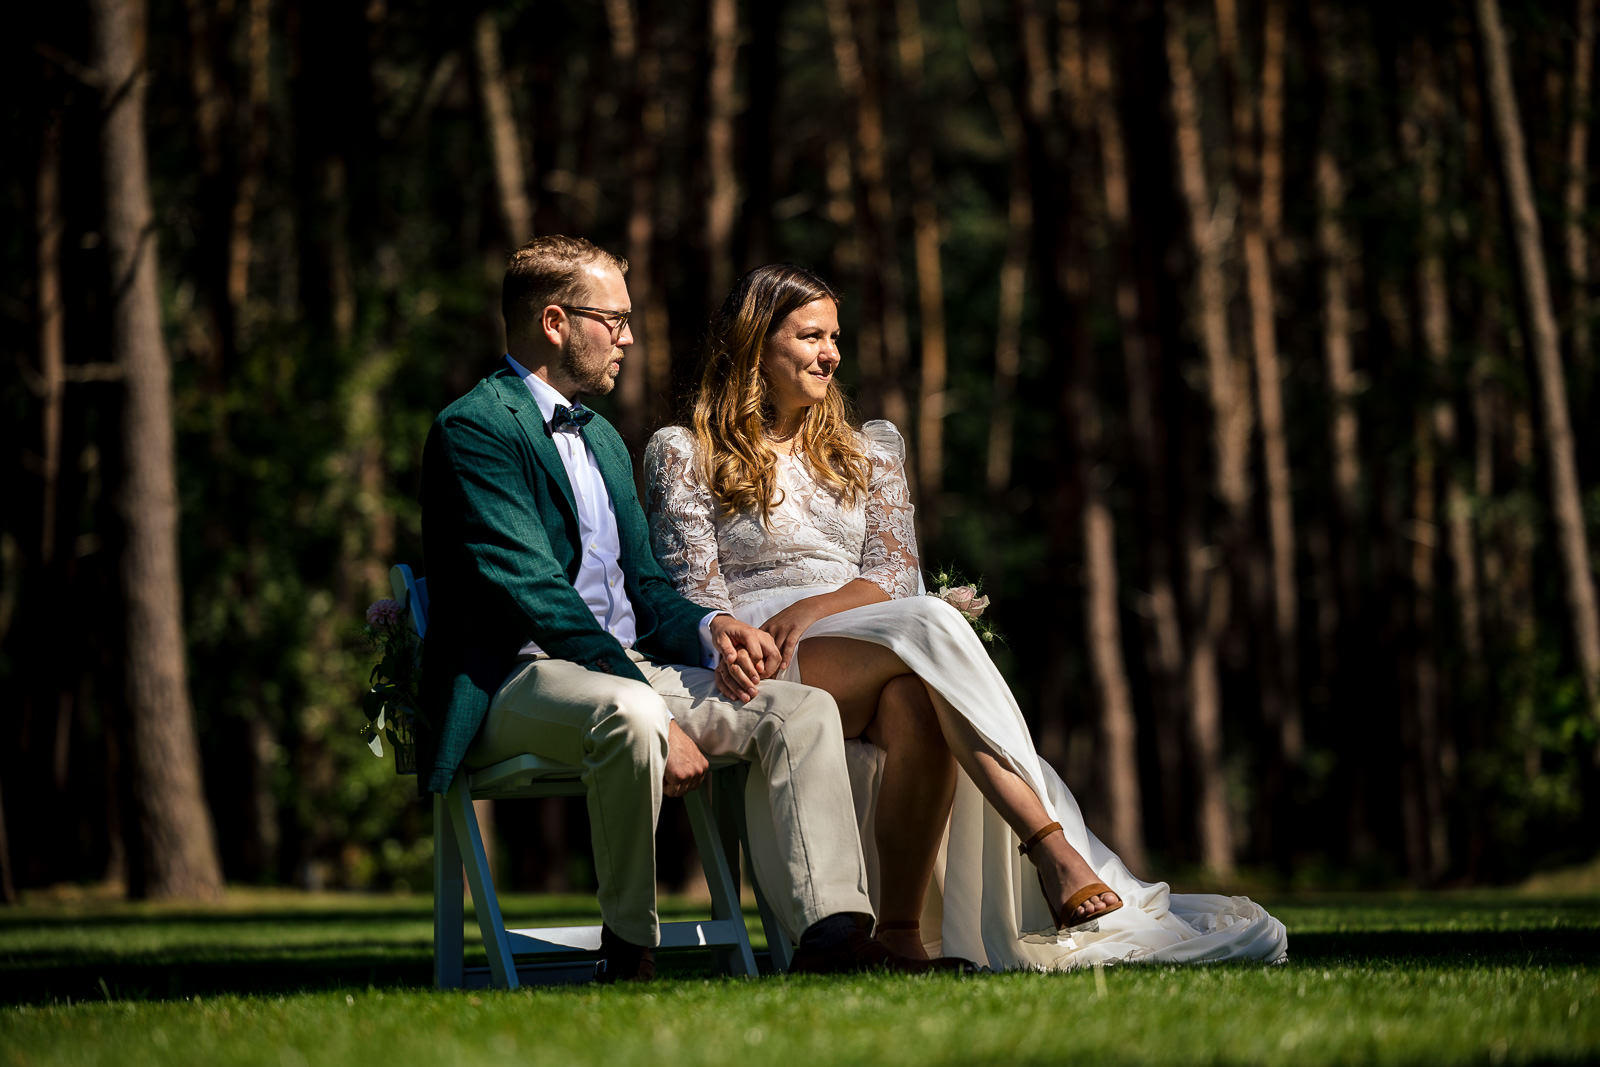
top-left (466, 650), bottom-right (874, 947)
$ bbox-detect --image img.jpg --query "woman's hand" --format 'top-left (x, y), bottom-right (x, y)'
top-left (708, 614), bottom-right (780, 702)
top-left (761, 596), bottom-right (832, 673)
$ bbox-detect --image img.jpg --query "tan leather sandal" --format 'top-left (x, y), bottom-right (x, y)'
top-left (1017, 821), bottom-right (1124, 931)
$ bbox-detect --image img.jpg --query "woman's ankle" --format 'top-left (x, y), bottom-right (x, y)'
top-left (875, 921), bottom-right (929, 960)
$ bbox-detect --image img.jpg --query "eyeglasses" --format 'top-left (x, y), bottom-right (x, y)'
top-left (559, 305), bottom-right (632, 337)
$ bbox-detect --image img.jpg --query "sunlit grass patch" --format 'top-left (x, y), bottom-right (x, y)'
top-left (2, 891), bottom-right (1596, 1066)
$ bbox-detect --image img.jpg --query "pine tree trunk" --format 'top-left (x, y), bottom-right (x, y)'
top-left (704, 0), bottom-right (738, 307)
top-left (1213, 0), bottom-right (1300, 863)
top-left (1410, 40), bottom-right (1466, 880)
top-left (825, 0), bottom-right (912, 432)
top-left (896, 0), bottom-right (949, 538)
top-left (1166, 9), bottom-right (1238, 876)
top-left (1565, 0), bottom-right (1594, 394)
top-left (1310, 3), bottom-right (1365, 753)
top-left (90, 0), bottom-right (224, 901)
top-left (228, 0), bottom-right (270, 319)
top-left (473, 10), bottom-right (532, 247)
top-left (1475, 0), bottom-right (1600, 713)
top-left (1056, 2), bottom-right (1146, 873)
top-left (957, 0), bottom-right (1028, 500)
top-left (37, 104), bottom-right (65, 567)
top-left (1086, 24), bottom-right (1188, 858)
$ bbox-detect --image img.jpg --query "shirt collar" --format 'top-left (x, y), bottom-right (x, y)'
top-left (506, 354), bottom-right (571, 426)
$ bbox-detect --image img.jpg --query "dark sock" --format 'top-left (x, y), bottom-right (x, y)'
top-left (799, 913), bottom-right (870, 952)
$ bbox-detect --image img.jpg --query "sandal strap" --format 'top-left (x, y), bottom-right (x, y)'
top-left (1017, 821), bottom-right (1063, 856)
top-left (875, 920), bottom-right (921, 932)
top-left (1063, 881), bottom-right (1114, 915)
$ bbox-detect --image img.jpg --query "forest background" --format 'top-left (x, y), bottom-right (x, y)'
top-left (3, 0), bottom-right (1597, 904)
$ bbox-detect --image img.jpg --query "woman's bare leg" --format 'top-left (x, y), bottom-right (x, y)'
top-left (797, 642), bottom-right (955, 958)
top-left (861, 675), bottom-right (955, 957)
top-left (798, 636), bottom-right (1120, 926)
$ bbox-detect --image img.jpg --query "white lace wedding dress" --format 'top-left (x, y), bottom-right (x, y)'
top-left (644, 420), bottom-right (1287, 970)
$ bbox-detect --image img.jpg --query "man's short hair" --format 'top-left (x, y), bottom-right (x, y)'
top-left (502, 236), bottom-right (629, 343)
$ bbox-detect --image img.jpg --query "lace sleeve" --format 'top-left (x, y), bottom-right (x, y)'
top-left (858, 420), bottom-right (921, 599)
top-left (643, 427), bottom-right (735, 612)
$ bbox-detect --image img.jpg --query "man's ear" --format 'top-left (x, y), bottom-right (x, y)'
top-left (539, 305), bottom-right (566, 347)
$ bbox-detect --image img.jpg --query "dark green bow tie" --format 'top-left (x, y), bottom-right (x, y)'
top-left (548, 403), bottom-right (595, 434)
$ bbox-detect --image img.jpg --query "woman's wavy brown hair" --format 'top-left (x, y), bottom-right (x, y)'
top-left (689, 264), bottom-right (871, 523)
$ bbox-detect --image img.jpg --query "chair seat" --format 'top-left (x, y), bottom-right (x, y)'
top-left (465, 751), bottom-right (745, 799)
top-left (390, 564), bottom-right (794, 989)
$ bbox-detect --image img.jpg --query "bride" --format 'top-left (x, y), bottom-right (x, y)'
top-left (644, 263), bottom-right (1287, 970)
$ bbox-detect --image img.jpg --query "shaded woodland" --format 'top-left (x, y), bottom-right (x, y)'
top-left (3, 0), bottom-right (1597, 902)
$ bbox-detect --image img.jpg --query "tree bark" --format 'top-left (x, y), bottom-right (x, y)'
top-left (1566, 0), bottom-right (1594, 389)
top-left (1085, 20), bottom-right (1187, 858)
top-left (825, 0), bottom-right (912, 432)
top-left (1214, 0), bottom-right (1301, 841)
top-left (90, 0), bottom-right (224, 900)
top-left (605, 0), bottom-right (671, 447)
top-left (1310, 2), bottom-right (1365, 741)
top-left (1054, 0), bottom-right (1146, 873)
top-left (1165, 9), bottom-right (1238, 876)
top-left (37, 104), bottom-right (65, 567)
top-left (473, 9), bottom-right (532, 247)
top-left (228, 0), bottom-right (271, 321)
top-left (896, 0), bottom-right (949, 537)
top-left (958, 0), bottom-right (1029, 500)
top-left (1475, 0), bottom-right (1600, 713)
top-left (1412, 40), bottom-right (1469, 880)
top-left (704, 0), bottom-right (739, 307)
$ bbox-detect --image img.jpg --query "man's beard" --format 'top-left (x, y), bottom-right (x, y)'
top-left (560, 326), bottom-right (618, 397)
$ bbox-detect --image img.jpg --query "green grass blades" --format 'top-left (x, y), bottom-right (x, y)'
top-left (2, 891), bottom-right (1596, 1066)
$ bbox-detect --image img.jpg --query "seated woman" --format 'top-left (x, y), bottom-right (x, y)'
top-left (644, 263), bottom-right (1287, 970)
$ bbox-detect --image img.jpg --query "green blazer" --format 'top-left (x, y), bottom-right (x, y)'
top-left (417, 367), bottom-right (709, 795)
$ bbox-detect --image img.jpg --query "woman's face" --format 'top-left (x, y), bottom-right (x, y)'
top-left (761, 298), bottom-right (841, 416)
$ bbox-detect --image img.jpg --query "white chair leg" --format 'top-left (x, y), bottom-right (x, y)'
top-left (685, 778), bottom-right (757, 977)
top-left (433, 793), bottom-right (465, 990)
top-left (445, 779), bottom-right (519, 989)
top-left (720, 764), bottom-right (793, 973)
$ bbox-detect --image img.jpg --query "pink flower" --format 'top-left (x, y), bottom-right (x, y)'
top-left (941, 585), bottom-right (977, 614)
top-left (366, 599), bottom-right (403, 628)
top-left (967, 595), bottom-right (990, 618)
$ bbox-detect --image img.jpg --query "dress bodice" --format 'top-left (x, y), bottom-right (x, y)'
top-left (643, 421), bottom-right (921, 611)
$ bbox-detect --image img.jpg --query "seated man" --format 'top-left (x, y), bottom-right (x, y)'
top-left (418, 235), bottom-right (969, 980)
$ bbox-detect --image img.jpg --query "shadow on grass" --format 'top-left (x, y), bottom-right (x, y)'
top-left (1289, 928), bottom-right (1600, 967)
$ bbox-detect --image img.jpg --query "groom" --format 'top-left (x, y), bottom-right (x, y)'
top-left (419, 235), bottom-right (967, 980)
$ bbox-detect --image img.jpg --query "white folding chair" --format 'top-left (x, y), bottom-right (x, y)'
top-left (390, 564), bottom-right (794, 988)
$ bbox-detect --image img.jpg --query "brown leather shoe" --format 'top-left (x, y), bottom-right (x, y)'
top-left (788, 927), bottom-right (976, 976)
top-left (595, 924), bottom-right (656, 983)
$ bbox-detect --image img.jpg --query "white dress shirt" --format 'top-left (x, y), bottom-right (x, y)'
top-left (507, 357), bottom-right (720, 669)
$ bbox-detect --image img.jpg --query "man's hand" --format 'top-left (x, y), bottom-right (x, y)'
top-left (664, 719), bottom-right (708, 797)
top-left (708, 614), bottom-right (781, 702)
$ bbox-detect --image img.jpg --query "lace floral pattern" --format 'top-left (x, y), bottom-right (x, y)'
top-left (644, 420), bottom-right (921, 611)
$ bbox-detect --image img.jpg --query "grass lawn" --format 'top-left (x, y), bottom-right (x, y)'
top-left (2, 886), bottom-right (1596, 1065)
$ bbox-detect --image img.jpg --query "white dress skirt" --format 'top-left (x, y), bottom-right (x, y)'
top-left (644, 421), bottom-right (1287, 970)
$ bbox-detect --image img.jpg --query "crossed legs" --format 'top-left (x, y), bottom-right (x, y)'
top-left (796, 636), bottom-right (1121, 935)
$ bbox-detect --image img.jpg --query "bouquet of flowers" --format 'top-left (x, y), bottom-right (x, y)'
top-left (926, 565), bottom-right (1002, 645)
top-left (361, 596), bottom-right (424, 773)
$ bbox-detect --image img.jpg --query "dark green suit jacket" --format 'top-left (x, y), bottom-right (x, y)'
top-left (417, 367), bottom-right (709, 795)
